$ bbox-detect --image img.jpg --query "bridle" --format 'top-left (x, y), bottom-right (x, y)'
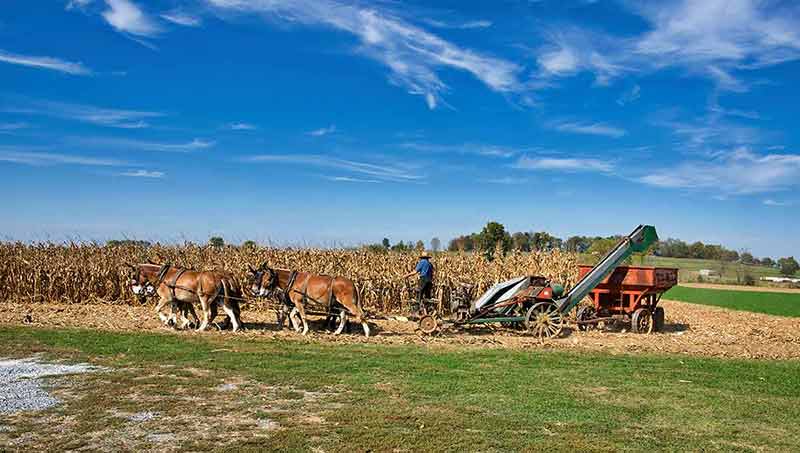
top-left (251, 265), bottom-right (279, 298)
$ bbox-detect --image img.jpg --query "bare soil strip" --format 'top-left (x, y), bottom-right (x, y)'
top-left (2, 300), bottom-right (798, 360)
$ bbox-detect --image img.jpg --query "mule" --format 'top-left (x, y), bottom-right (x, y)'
top-left (127, 263), bottom-right (243, 332)
top-left (248, 263), bottom-right (370, 337)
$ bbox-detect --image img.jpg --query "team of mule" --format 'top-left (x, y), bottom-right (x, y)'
top-left (126, 261), bottom-right (371, 337)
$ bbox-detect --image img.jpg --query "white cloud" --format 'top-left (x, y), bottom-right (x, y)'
top-left (327, 176), bottom-right (381, 183)
top-left (308, 125), bottom-right (336, 136)
top-left (0, 49), bottom-right (91, 75)
top-left (4, 99), bottom-right (163, 129)
top-left (763, 199), bottom-right (790, 207)
top-left (483, 176), bottom-right (528, 185)
top-left (230, 122), bottom-right (257, 130)
top-left (547, 120), bottom-right (626, 138)
top-left (424, 19), bottom-right (492, 30)
top-left (120, 169), bottom-right (164, 178)
top-left (400, 142), bottom-right (517, 158)
top-left (160, 11), bottom-right (202, 27)
top-left (245, 154), bottom-right (422, 182)
top-left (206, 0), bottom-right (520, 109)
top-left (616, 84), bottom-right (641, 106)
top-left (102, 0), bottom-right (161, 37)
top-left (66, 0), bottom-right (93, 10)
top-left (536, 28), bottom-right (629, 86)
top-left (536, 1), bottom-right (800, 91)
top-left (75, 137), bottom-right (214, 152)
top-left (515, 156), bottom-right (614, 173)
top-left (639, 147), bottom-right (800, 194)
top-left (0, 148), bottom-right (127, 166)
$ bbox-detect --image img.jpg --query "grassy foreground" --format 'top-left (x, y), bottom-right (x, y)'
top-left (665, 285), bottom-right (800, 317)
top-left (1, 326), bottom-right (799, 452)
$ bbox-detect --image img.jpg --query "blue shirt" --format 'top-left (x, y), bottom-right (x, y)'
top-left (415, 259), bottom-right (433, 280)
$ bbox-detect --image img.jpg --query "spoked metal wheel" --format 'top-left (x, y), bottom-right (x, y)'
top-left (418, 314), bottom-right (439, 335)
top-left (576, 306), bottom-right (596, 331)
top-left (333, 309), bottom-right (349, 335)
top-left (631, 308), bottom-right (653, 334)
top-left (526, 302), bottom-right (564, 339)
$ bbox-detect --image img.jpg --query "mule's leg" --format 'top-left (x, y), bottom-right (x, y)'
top-left (197, 297), bottom-right (212, 331)
top-left (221, 301), bottom-right (241, 332)
top-left (292, 302), bottom-right (310, 335)
top-left (289, 307), bottom-right (302, 332)
top-left (155, 297), bottom-right (172, 325)
top-left (338, 300), bottom-right (370, 337)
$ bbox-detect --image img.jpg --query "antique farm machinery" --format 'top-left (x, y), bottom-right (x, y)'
top-left (575, 265), bottom-right (678, 333)
top-left (417, 224), bottom-right (661, 339)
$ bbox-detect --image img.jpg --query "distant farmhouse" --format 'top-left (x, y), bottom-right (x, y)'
top-left (761, 276), bottom-right (800, 284)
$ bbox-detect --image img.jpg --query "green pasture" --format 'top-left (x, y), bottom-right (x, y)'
top-left (664, 285), bottom-right (800, 318)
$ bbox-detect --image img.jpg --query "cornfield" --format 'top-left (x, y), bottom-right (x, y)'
top-left (0, 243), bottom-right (580, 313)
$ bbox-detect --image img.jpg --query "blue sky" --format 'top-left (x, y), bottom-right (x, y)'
top-left (1, 0), bottom-right (799, 258)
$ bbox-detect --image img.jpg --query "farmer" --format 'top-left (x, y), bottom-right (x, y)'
top-left (404, 253), bottom-right (435, 303)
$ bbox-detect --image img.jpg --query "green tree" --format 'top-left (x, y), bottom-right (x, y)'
top-left (511, 232), bottom-right (530, 252)
top-left (382, 238), bottom-right (391, 249)
top-left (208, 236), bottom-right (225, 248)
top-left (478, 222), bottom-right (511, 255)
top-left (778, 257), bottom-right (799, 276)
top-left (740, 252), bottom-right (755, 264)
top-left (415, 240), bottom-right (425, 252)
top-left (760, 257), bottom-right (775, 267)
top-left (430, 237), bottom-right (441, 252)
top-left (241, 240), bottom-right (256, 249)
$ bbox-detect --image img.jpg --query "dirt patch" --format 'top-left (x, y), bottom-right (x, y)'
top-left (2, 300), bottom-right (799, 360)
top-left (681, 283), bottom-right (800, 294)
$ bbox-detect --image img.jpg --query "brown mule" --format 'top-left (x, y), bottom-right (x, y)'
top-left (248, 263), bottom-right (370, 337)
top-left (127, 263), bottom-right (243, 332)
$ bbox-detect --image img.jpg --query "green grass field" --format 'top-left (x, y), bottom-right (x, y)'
top-left (641, 256), bottom-right (785, 283)
top-left (1, 326), bottom-right (799, 451)
top-left (665, 285), bottom-right (800, 317)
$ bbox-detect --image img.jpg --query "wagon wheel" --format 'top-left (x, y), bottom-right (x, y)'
top-left (418, 314), bottom-right (439, 335)
top-left (333, 309), bottom-right (349, 335)
top-left (576, 306), bottom-right (596, 331)
top-left (653, 307), bottom-right (665, 332)
top-left (631, 308), bottom-right (653, 334)
top-left (525, 302), bottom-right (564, 339)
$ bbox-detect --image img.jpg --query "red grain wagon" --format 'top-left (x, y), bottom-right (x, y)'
top-left (575, 265), bottom-right (678, 333)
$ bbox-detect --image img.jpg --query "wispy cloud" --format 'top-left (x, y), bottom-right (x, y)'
top-left (616, 84), bottom-right (641, 106)
top-left (483, 176), bottom-right (528, 185)
top-left (102, 0), bottom-right (161, 37)
top-left (327, 176), bottom-right (381, 183)
top-left (120, 169), bottom-right (164, 178)
top-left (400, 142), bottom-right (517, 158)
top-left (0, 148), bottom-right (128, 167)
top-left (639, 147), bottom-right (800, 194)
top-left (308, 125), bottom-right (336, 137)
top-left (763, 199), bottom-right (791, 207)
top-left (160, 10), bottom-right (202, 27)
top-left (244, 154), bottom-right (422, 182)
top-left (206, 0), bottom-right (520, 109)
top-left (230, 122), bottom-right (256, 130)
top-left (547, 120), bottom-right (626, 138)
top-left (424, 19), bottom-right (492, 30)
top-left (515, 155), bottom-right (614, 173)
top-left (0, 49), bottom-right (92, 75)
top-left (74, 137), bottom-right (214, 152)
top-left (535, 1), bottom-right (800, 91)
top-left (0, 122), bottom-right (29, 133)
top-left (4, 99), bottom-right (164, 129)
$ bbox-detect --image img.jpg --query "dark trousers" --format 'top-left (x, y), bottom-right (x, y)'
top-left (417, 278), bottom-right (433, 302)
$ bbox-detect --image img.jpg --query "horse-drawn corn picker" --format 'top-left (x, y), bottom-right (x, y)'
top-left (417, 224), bottom-right (675, 339)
